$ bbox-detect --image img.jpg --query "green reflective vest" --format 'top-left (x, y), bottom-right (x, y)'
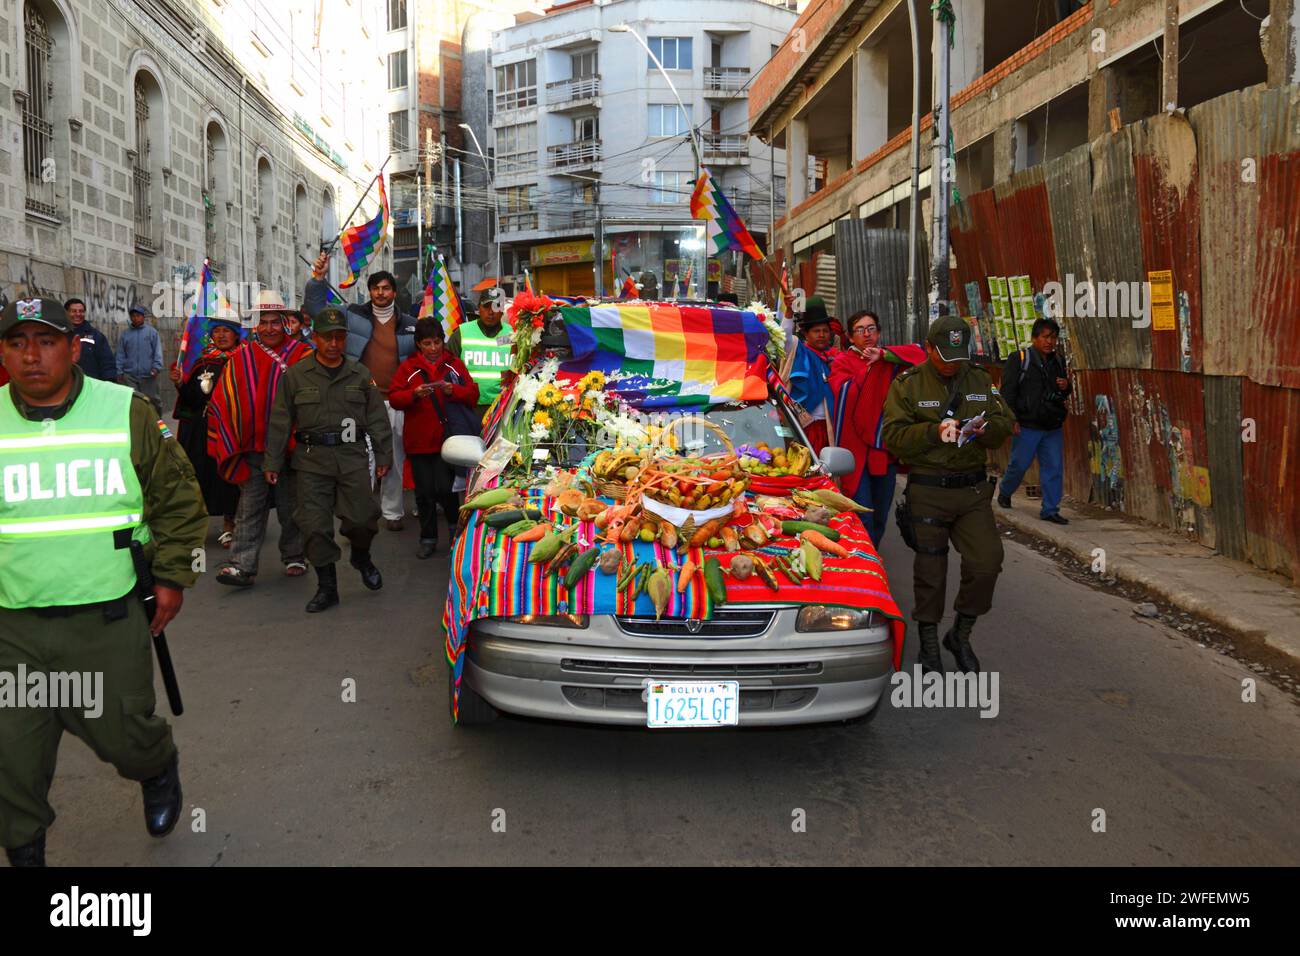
top-left (459, 319), bottom-right (511, 408)
top-left (0, 377), bottom-right (147, 609)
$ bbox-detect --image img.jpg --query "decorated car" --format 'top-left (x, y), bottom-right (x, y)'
top-left (440, 294), bottom-right (907, 728)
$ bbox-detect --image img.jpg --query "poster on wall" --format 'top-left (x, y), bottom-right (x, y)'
top-left (1148, 269), bottom-right (1175, 331)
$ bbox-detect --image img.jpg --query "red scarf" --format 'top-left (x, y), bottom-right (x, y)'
top-left (829, 344), bottom-right (925, 494)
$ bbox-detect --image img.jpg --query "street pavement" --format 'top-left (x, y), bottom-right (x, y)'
top-left (39, 508), bottom-right (1300, 867)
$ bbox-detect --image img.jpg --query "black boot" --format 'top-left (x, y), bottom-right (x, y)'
top-left (917, 623), bottom-right (944, 674)
top-left (306, 563), bottom-right (339, 613)
top-left (5, 832), bottom-right (46, 867)
top-left (141, 754), bottom-right (182, 838)
top-left (943, 612), bottom-right (981, 673)
top-left (350, 550), bottom-right (383, 590)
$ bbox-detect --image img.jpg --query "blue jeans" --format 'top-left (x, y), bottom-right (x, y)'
top-left (853, 463), bottom-right (897, 547)
top-left (999, 426), bottom-right (1064, 517)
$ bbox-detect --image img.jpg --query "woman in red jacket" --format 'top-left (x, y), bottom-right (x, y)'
top-left (389, 317), bottom-right (479, 558)
top-left (828, 310), bottom-right (925, 547)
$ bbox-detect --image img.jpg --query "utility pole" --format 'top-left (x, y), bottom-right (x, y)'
top-left (1161, 0), bottom-right (1179, 111)
top-left (593, 180), bottom-right (605, 298)
top-left (929, 2), bottom-right (953, 324)
top-left (454, 157), bottom-right (463, 266)
top-left (905, 0), bottom-right (922, 342)
top-left (440, 129), bottom-right (448, 254)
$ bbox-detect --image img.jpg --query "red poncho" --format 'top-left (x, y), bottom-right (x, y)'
top-left (829, 344), bottom-right (925, 495)
top-left (207, 338), bottom-right (313, 483)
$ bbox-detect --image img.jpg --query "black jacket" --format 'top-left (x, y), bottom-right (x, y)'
top-left (1001, 347), bottom-right (1070, 430)
top-left (73, 321), bottom-right (117, 381)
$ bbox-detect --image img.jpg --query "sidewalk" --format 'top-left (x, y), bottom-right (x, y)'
top-left (992, 493), bottom-right (1300, 665)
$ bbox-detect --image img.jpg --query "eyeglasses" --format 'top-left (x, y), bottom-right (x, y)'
top-left (852, 325), bottom-right (879, 335)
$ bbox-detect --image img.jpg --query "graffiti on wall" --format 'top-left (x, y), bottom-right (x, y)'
top-left (1088, 394), bottom-right (1124, 509)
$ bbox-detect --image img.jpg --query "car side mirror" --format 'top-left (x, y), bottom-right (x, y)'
top-left (442, 435), bottom-right (486, 469)
top-left (818, 446), bottom-right (855, 477)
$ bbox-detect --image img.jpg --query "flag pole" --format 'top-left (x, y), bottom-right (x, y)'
top-left (297, 254), bottom-right (349, 306)
top-left (325, 155), bottom-right (392, 258)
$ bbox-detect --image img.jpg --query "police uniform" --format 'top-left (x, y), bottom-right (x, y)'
top-left (880, 314), bottom-right (1014, 673)
top-left (263, 309), bottom-right (393, 612)
top-left (449, 315), bottom-right (511, 420)
top-left (0, 298), bottom-right (207, 866)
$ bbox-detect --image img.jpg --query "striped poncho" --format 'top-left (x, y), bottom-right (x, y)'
top-left (206, 338), bottom-right (313, 483)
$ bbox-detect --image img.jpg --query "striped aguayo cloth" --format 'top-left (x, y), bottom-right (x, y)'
top-left (442, 492), bottom-right (907, 721)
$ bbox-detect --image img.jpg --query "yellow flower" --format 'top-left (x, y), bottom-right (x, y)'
top-left (536, 384), bottom-right (563, 407)
top-left (582, 395), bottom-right (596, 411)
top-left (580, 371), bottom-right (606, 392)
top-left (532, 411), bottom-right (553, 428)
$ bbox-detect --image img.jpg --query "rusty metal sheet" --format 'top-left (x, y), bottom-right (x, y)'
top-left (833, 221), bottom-right (929, 345)
top-left (1131, 113), bottom-right (1203, 374)
top-left (1240, 379), bottom-right (1300, 581)
top-left (1187, 87), bottom-right (1262, 379)
top-left (1252, 146), bottom-right (1300, 389)
top-left (1202, 375), bottom-right (1248, 563)
top-left (1089, 128), bottom-right (1150, 369)
top-left (1044, 144), bottom-right (1106, 372)
top-left (950, 199), bottom-right (987, 318)
top-left (991, 167), bottom-right (1059, 291)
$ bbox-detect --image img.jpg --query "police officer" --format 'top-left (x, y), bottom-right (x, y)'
top-left (264, 308), bottom-right (393, 613)
top-left (0, 298), bottom-right (207, 867)
top-left (881, 314), bottom-right (1014, 674)
top-left (448, 290), bottom-right (511, 422)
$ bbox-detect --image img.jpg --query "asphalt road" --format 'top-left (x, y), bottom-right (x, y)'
top-left (38, 507), bottom-right (1300, 866)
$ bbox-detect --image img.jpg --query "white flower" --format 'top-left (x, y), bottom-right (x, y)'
top-left (529, 423), bottom-right (550, 440)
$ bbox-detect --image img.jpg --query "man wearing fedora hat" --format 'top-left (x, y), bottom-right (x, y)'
top-left (206, 290), bottom-right (314, 587)
top-left (787, 296), bottom-right (841, 454)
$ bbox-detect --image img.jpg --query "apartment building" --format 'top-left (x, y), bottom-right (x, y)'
top-left (483, 0), bottom-right (800, 297)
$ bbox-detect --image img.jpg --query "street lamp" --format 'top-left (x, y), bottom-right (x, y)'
top-left (608, 23), bottom-right (704, 299)
top-left (459, 122), bottom-right (502, 292)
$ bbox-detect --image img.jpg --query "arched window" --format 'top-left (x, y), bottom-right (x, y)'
top-left (256, 156), bottom-right (274, 285)
top-left (20, 0), bottom-right (74, 220)
top-left (131, 69), bottom-right (166, 254)
top-left (204, 119), bottom-right (231, 273)
top-left (321, 186), bottom-right (339, 288)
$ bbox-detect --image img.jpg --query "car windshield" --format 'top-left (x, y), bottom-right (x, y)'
top-left (508, 399), bottom-right (805, 471)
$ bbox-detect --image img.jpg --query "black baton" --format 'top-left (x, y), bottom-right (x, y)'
top-left (129, 541), bottom-right (185, 716)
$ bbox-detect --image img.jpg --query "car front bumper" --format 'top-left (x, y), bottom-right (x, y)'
top-left (463, 608), bottom-right (895, 726)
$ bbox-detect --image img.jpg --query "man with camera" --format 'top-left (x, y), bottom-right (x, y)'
top-left (996, 318), bottom-right (1072, 525)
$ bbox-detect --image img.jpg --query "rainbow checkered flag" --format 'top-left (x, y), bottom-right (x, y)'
top-left (418, 256), bottom-right (465, 335)
top-left (338, 177), bottom-right (390, 289)
top-left (176, 258), bottom-right (239, 375)
top-left (690, 168), bottom-right (764, 261)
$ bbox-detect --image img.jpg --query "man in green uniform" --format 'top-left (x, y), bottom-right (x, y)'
top-left (881, 315), bottom-right (1014, 674)
top-left (0, 298), bottom-right (207, 867)
top-left (264, 308), bottom-right (393, 613)
top-left (447, 289), bottom-right (511, 423)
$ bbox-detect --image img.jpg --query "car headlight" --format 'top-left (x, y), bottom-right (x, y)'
top-left (796, 605), bottom-right (875, 632)
top-left (502, 613), bottom-right (589, 629)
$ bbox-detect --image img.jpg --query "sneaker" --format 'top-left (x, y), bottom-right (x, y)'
top-left (1041, 513), bottom-right (1069, 525)
top-left (416, 540), bottom-right (436, 560)
top-left (997, 493), bottom-right (1012, 509)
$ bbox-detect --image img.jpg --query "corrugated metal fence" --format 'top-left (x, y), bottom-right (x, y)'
top-left (948, 86), bottom-right (1300, 582)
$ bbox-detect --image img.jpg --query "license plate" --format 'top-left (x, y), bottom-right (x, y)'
top-left (646, 680), bottom-right (740, 728)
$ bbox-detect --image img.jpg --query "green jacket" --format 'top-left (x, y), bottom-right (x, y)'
top-left (5, 367), bottom-right (207, 589)
top-left (264, 355), bottom-right (393, 477)
top-left (880, 359), bottom-right (1015, 473)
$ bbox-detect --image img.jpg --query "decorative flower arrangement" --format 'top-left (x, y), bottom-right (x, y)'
top-left (505, 290), bottom-right (556, 373)
top-left (747, 300), bottom-right (787, 367)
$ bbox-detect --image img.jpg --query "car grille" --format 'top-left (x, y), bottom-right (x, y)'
top-left (615, 608), bottom-right (777, 639)
top-left (560, 658), bottom-right (821, 678)
top-left (562, 685), bottom-right (818, 713)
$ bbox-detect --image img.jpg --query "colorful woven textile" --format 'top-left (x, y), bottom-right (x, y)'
top-left (338, 177), bottom-right (389, 289)
top-left (557, 302), bottom-right (770, 408)
top-left (442, 491), bottom-right (906, 720)
top-left (206, 339), bottom-right (313, 483)
top-left (690, 167), bottom-right (764, 260)
top-left (418, 256), bottom-right (465, 335)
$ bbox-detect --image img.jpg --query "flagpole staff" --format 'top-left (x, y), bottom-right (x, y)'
top-left (297, 254), bottom-right (349, 306)
top-left (324, 156), bottom-right (392, 258)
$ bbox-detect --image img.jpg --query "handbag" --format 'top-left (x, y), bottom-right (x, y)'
top-left (422, 365), bottom-right (482, 439)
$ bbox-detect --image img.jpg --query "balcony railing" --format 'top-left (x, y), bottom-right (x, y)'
top-left (702, 133), bottom-right (748, 158)
top-left (495, 87), bottom-right (538, 113)
top-left (704, 67), bottom-right (750, 94)
top-left (500, 210), bottom-right (540, 233)
top-left (547, 138), bottom-right (601, 170)
top-left (546, 74), bottom-right (600, 106)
